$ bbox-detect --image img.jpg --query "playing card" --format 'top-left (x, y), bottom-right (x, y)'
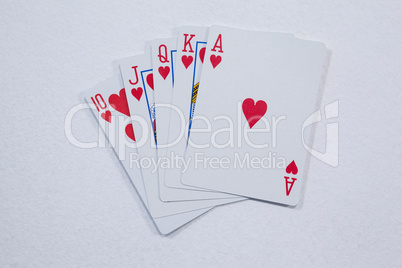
top-left (151, 38), bottom-right (238, 201)
top-left (163, 26), bottom-right (212, 190)
top-left (188, 40), bottom-right (207, 132)
top-left (83, 75), bottom-right (211, 235)
top-left (118, 53), bottom-right (245, 217)
top-left (181, 26), bottom-right (327, 205)
top-left (151, 38), bottom-right (176, 150)
top-left (164, 26), bottom-right (292, 192)
top-left (163, 37), bottom-right (209, 191)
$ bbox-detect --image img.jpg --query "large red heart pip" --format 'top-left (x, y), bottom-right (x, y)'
top-left (108, 89), bottom-right (130, 117)
top-left (146, 73), bottom-right (154, 90)
top-left (242, 98), bottom-right (267, 128)
top-left (158, 66), bottom-right (170, 80)
top-left (286, 160), bottom-right (298, 175)
top-left (181, 55), bottom-right (193, 69)
top-left (125, 123), bottom-right (135, 141)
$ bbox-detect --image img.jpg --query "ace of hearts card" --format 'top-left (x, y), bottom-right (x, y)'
top-left (181, 26), bottom-right (327, 205)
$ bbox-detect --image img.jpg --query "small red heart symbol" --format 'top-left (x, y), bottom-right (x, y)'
top-left (108, 89), bottom-right (130, 117)
top-left (146, 73), bottom-right (154, 90)
top-left (131, 87), bottom-right (143, 101)
top-left (101, 110), bottom-right (111, 123)
top-left (125, 123), bottom-right (135, 141)
top-left (158, 66), bottom-right (170, 80)
top-left (199, 47), bottom-right (206, 63)
top-left (181, 55), bottom-right (193, 69)
top-left (210, 55), bottom-right (222, 69)
top-left (286, 160), bottom-right (298, 175)
top-left (242, 98), bottom-right (267, 128)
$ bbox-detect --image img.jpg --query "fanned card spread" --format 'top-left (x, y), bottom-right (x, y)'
top-left (82, 25), bottom-right (327, 235)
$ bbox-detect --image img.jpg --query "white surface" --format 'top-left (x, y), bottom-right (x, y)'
top-left (1, 0), bottom-right (401, 267)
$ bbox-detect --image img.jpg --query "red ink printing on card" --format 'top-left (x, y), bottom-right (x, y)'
top-left (182, 55), bottom-right (193, 69)
top-left (146, 73), bottom-right (154, 90)
top-left (108, 89), bottom-right (130, 117)
top-left (210, 55), bottom-right (222, 68)
top-left (131, 87), bottom-right (143, 101)
top-left (199, 47), bottom-right (206, 63)
top-left (242, 98), bottom-right (267, 128)
top-left (125, 123), bottom-right (136, 141)
top-left (101, 110), bottom-right (112, 123)
top-left (158, 66), bottom-right (170, 80)
top-left (286, 160), bottom-right (298, 175)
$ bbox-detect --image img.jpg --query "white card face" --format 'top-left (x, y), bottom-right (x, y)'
top-left (118, 53), bottom-right (244, 217)
top-left (181, 26), bottom-right (327, 205)
top-left (188, 41), bottom-right (207, 132)
top-left (151, 38), bottom-right (176, 150)
top-left (150, 38), bottom-right (240, 202)
top-left (83, 76), bottom-right (211, 235)
top-left (164, 39), bottom-right (208, 191)
top-left (163, 26), bottom-right (211, 190)
top-left (163, 26), bottom-right (292, 192)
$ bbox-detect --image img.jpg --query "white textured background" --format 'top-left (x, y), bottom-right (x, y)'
top-left (1, 0), bottom-right (401, 267)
